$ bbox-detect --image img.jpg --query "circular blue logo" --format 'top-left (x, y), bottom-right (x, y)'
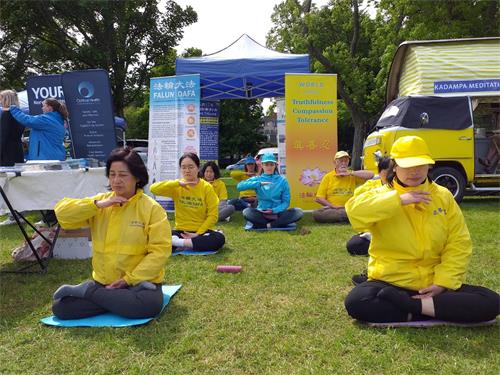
top-left (78, 81), bottom-right (95, 98)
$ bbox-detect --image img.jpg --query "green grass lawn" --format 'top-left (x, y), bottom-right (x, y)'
top-left (0, 179), bottom-right (499, 374)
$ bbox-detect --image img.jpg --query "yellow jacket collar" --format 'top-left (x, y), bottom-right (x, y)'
top-left (112, 188), bottom-right (143, 204)
top-left (393, 177), bottom-right (431, 194)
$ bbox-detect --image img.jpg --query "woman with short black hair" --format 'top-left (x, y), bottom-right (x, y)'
top-left (52, 147), bottom-right (171, 320)
top-left (105, 146), bottom-right (149, 188)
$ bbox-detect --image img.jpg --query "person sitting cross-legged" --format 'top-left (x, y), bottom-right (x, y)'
top-left (150, 153), bottom-right (225, 252)
top-left (200, 161), bottom-right (235, 222)
top-left (52, 147), bottom-right (171, 320)
top-left (228, 155), bottom-right (258, 210)
top-left (344, 136), bottom-right (499, 323)
top-left (237, 153), bottom-right (303, 229)
top-left (313, 151), bottom-right (373, 223)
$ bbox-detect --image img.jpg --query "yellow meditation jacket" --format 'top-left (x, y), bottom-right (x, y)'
top-left (205, 178), bottom-right (228, 201)
top-left (150, 179), bottom-right (219, 234)
top-left (54, 190), bottom-right (171, 286)
top-left (352, 178), bottom-right (383, 197)
top-left (345, 179), bottom-right (471, 291)
top-left (349, 178), bottom-right (383, 233)
top-left (316, 170), bottom-right (364, 207)
top-left (230, 170), bottom-right (256, 198)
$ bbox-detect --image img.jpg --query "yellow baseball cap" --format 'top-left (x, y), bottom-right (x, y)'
top-left (390, 136), bottom-right (435, 168)
top-left (334, 151), bottom-right (350, 160)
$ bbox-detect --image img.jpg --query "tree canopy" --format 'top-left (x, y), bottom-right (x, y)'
top-left (267, 0), bottom-right (498, 168)
top-left (219, 99), bottom-right (266, 162)
top-left (0, 0), bottom-right (197, 115)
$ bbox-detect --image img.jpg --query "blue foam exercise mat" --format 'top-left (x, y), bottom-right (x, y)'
top-left (244, 222), bottom-right (297, 231)
top-left (40, 284), bottom-right (182, 328)
top-left (172, 249), bottom-right (218, 256)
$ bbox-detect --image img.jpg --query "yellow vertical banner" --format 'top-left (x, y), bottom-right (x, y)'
top-left (285, 74), bottom-right (337, 210)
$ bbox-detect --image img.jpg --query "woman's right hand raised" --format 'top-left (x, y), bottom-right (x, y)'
top-left (94, 196), bottom-right (128, 208)
top-left (399, 190), bottom-right (431, 206)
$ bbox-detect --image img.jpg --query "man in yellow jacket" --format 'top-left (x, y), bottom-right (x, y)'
top-left (52, 148), bottom-right (171, 320)
top-left (313, 151), bottom-right (373, 223)
top-left (344, 136), bottom-right (499, 323)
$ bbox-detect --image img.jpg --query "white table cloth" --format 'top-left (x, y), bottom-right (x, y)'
top-left (0, 168), bottom-right (108, 214)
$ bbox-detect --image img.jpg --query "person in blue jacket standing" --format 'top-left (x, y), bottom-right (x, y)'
top-left (8, 97), bottom-right (67, 161)
top-left (237, 153), bottom-right (303, 229)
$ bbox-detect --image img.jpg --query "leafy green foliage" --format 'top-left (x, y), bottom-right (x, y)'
top-left (0, 0), bottom-right (197, 115)
top-left (219, 99), bottom-right (266, 161)
top-left (124, 98), bottom-right (150, 139)
top-left (267, 0), bottom-right (498, 168)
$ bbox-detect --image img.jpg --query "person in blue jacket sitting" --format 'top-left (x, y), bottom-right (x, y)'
top-left (237, 153), bottom-right (303, 229)
top-left (8, 97), bottom-right (67, 161)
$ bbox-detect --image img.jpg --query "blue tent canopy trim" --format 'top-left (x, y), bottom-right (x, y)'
top-left (175, 34), bottom-right (310, 100)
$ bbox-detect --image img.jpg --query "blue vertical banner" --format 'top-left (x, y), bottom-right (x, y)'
top-left (200, 100), bottom-right (219, 162)
top-left (26, 74), bottom-right (64, 115)
top-left (62, 69), bottom-right (116, 161)
top-left (148, 74), bottom-right (200, 185)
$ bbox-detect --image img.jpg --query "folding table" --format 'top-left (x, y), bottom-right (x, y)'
top-left (0, 167), bottom-right (108, 273)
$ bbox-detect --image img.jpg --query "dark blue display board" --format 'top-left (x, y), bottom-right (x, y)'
top-left (200, 100), bottom-right (219, 161)
top-left (62, 70), bottom-right (116, 161)
top-left (26, 75), bottom-right (64, 115)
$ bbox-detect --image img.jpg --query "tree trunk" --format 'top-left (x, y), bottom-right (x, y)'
top-left (350, 112), bottom-right (368, 170)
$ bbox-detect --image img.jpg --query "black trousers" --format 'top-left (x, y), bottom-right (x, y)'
top-left (242, 207), bottom-right (303, 228)
top-left (345, 280), bottom-right (499, 323)
top-left (52, 281), bottom-right (163, 320)
top-left (172, 229), bottom-right (225, 252)
top-left (346, 234), bottom-right (370, 256)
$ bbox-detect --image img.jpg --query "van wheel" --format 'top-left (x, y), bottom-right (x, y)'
top-left (430, 167), bottom-right (466, 203)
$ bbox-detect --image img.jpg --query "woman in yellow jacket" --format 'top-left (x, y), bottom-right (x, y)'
top-left (345, 136), bottom-right (499, 323)
top-left (227, 155), bottom-right (258, 210)
top-left (200, 161), bottom-right (235, 222)
top-left (52, 147), bottom-right (171, 320)
top-left (151, 153), bottom-right (225, 252)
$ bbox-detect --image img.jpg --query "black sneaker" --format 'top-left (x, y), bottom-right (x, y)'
top-left (351, 271), bottom-right (368, 286)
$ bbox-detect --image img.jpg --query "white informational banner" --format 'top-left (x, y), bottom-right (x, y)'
top-left (148, 75), bottom-right (201, 186)
top-left (276, 98), bottom-right (286, 175)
